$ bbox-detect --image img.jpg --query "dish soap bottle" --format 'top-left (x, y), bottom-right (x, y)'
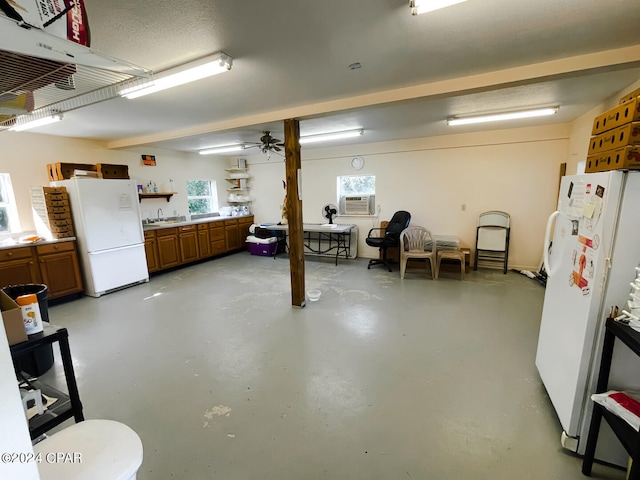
top-left (153, 182), bottom-right (158, 193)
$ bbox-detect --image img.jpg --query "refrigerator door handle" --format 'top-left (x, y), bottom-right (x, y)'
top-left (543, 210), bottom-right (560, 277)
top-left (88, 244), bottom-right (143, 255)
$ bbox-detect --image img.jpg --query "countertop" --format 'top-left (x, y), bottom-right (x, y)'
top-left (0, 236), bottom-right (76, 251)
top-left (142, 214), bottom-right (253, 231)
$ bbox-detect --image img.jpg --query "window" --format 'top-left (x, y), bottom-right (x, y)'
top-left (337, 175), bottom-right (376, 215)
top-left (0, 174), bottom-right (21, 234)
top-left (187, 180), bottom-right (219, 215)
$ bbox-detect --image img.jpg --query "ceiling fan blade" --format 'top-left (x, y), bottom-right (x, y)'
top-left (273, 146), bottom-right (282, 152)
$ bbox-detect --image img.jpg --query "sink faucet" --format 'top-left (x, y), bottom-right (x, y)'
top-left (157, 208), bottom-right (163, 220)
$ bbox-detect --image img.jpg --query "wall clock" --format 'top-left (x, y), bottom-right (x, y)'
top-left (350, 156), bottom-right (364, 171)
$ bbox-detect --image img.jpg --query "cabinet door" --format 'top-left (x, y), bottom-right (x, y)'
top-left (157, 234), bottom-right (180, 269)
top-left (144, 238), bottom-right (159, 272)
top-left (225, 219), bottom-right (240, 251)
top-left (0, 247), bottom-right (41, 288)
top-left (238, 216), bottom-right (254, 250)
top-left (197, 227), bottom-right (211, 258)
top-left (179, 226), bottom-right (199, 263)
top-left (38, 249), bottom-right (83, 299)
top-left (209, 222), bottom-right (226, 256)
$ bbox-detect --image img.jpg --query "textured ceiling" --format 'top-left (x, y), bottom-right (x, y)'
top-left (2, 0), bottom-right (640, 152)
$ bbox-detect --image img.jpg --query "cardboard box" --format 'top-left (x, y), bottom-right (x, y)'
top-left (1, 291), bottom-right (27, 346)
top-left (592, 97), bottom-right (640, 135)
top-left (96, 163), bottom-right (129, 179)
top-left (47, 163), bottom-right (97, 181)
top-left (585, 146), bottom-right (640, 173)
top-left (620, 88), bottom-right (640, 104)
top-left (588, 122), bottom-right (640, 155)
top-left (29, 186), bottom-right (66, 195)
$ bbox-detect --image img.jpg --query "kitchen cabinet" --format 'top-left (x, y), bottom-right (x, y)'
top-left (0, 246), bottom-right (40, 287)
top-left (144, 230), bottom-right (159, 273)
top-left (238, 216), bottom-right (253, 250)
top-left (36, 242), bottom-right (83, 299)
top-left (197, 223), bottom-right (211, 259)
top-left (156, 227), bottom-right (180, 269)
top-left (144, 215), bottom-right (254, 274)
top-left (209, 221), bottom-right (226, 256)
top-left (178, 225), bottom-right (199, 264)
top-left (225, 219), bottom-right (240, 252)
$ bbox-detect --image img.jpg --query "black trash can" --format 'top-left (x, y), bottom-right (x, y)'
top-left (3, 284), bottom-right (53, 376)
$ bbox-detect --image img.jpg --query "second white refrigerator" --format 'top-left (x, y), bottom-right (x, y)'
top-left (536, 170), bottom-right (640, 465)
top-left (53, 178), bottom-right (149, 297)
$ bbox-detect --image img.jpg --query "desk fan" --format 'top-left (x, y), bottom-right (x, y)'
top-left (322, 204), bottom-right (338, 224)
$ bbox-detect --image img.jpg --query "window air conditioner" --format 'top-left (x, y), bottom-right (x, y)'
top-left (340, 195), bottom-right (375, 215)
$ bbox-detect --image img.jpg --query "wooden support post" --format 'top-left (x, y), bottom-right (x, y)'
top-left (284, 118), bottom-right (306, 307)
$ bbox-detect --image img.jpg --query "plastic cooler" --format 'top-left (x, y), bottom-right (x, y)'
top-left (246, 236), bottom-right (278, 256)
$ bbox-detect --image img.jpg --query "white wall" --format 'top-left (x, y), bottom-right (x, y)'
top-left (240, 124), bottom-right (570, 270)
top-left (0, 134), bottom-right (229, 232)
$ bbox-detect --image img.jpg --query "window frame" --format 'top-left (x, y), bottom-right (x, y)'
top-left (336, 174), bottom-right (376, 216)
top-left (186, 179), bottom-right (219, 216)
top-left (0, 174), bottom-right (21, 235)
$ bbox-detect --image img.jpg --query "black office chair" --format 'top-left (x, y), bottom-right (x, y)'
top-left (366, 210), bottom-right (411, 272)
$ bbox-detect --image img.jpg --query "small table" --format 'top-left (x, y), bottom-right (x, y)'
top-left (436, 249), bottom-right (466, 280)
top-left (11, 324), bottom-right (84, 439)
top-left (262, 223), bottom-right (355, 265)
top-left (582, 318), bottom-right (640, 478)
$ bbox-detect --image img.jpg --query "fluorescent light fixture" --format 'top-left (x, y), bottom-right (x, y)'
top-left (410, 0), bottom-right (467, 15)
top-left (120, 52), bottom-right (233, 99)
top-left (299, 129), bottom-right (364, 145)
top-left (447, 107), bottom-right (559, 126)
top-left (199, 144), bottom-right (246, 155)
top-left (9, 112), bottom-right (63, 131)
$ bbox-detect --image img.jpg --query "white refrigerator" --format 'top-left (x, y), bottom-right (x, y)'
top-left (536, 170), bottom-right (640, 466)
top-left (52, 178), bottom-right (149, 297)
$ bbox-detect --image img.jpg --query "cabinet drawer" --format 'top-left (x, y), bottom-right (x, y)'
top-left (224, 219), bottom-right (238, 226)
top-left (197, 223), bottom-right (208, 230)
top-left (0, 247), bottom-right (34, 262)
top-left (144, 230), bottom-right (157, 239)
top-left (180, 225), bottom-right (196, 233)
top-left (239, 216), bottom-right (254, 226)
top-left (208, 221), bottom-right (224, 231)
top-left (211, 240), bottom-right (225, 255)
top-left (209, 228), bottom-right (225, 241)
top-left (36, 242), bottom-right (75, 256)
top-left (155, 227), bottom-right (178, 237)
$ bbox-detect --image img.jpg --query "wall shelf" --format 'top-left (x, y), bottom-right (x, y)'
top-left (138, 192), bottom-right (177, 202)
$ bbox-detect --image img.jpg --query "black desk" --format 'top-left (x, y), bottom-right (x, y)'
top-left (11, 324), bottom-right (84, 439)
top-left (582, 318), bottom-right (640, 478)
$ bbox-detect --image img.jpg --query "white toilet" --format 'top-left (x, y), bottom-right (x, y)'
top-left (33, 419), bottom-right (143, 480)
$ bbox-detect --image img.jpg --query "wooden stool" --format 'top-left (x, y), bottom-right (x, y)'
top-left (436, 249), bottom-right (465, 280)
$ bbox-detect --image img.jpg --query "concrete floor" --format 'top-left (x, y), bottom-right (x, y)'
top-left (40, 252), bottom-right (626, 480)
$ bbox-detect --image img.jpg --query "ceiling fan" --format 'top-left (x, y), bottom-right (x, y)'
top-left (244, 131), bottom-right (285, 157)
